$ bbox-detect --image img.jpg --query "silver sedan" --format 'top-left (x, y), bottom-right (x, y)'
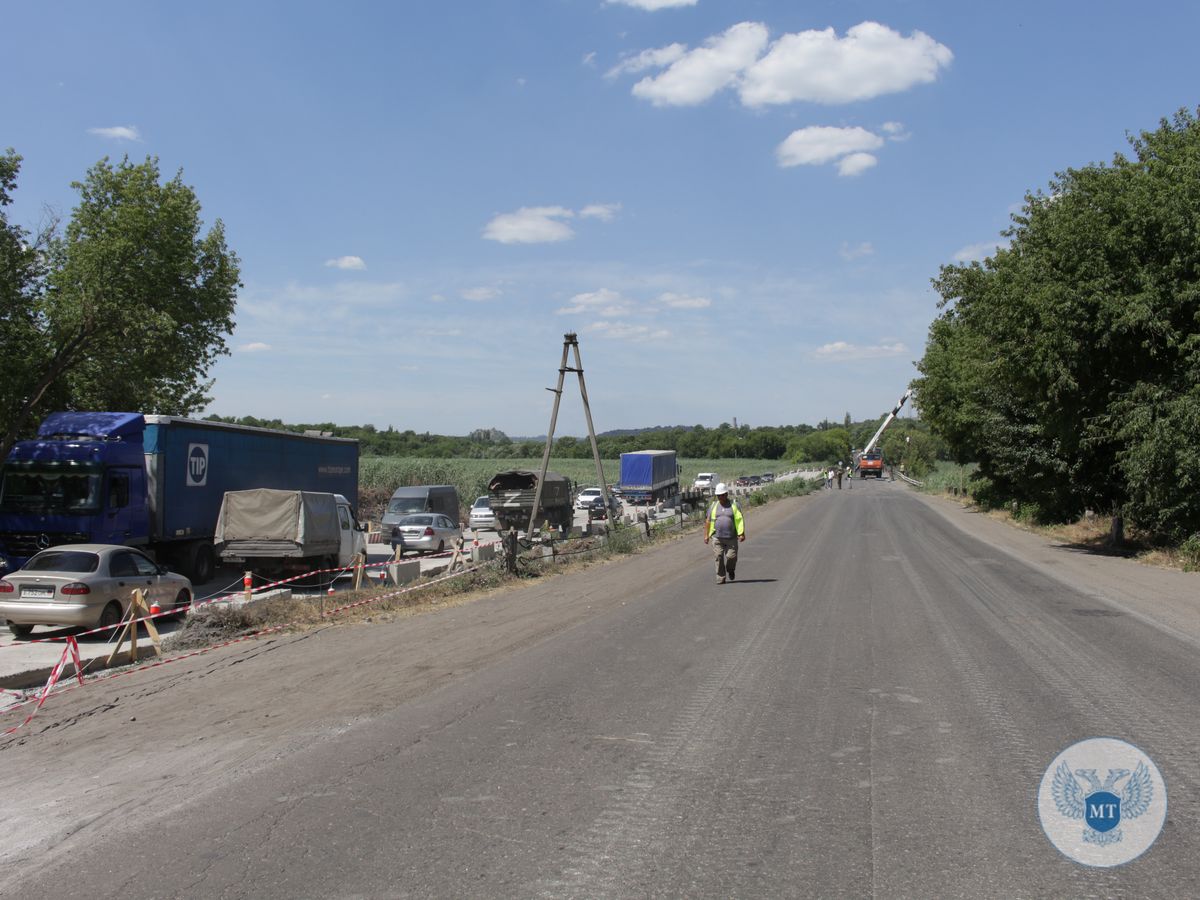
top-left (390, 514), bottom-right (461, 556)
top-left (0, 544), bottom-right (193, 638)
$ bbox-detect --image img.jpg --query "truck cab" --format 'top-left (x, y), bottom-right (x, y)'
top-left (0, 413), bottom-right (150, 572)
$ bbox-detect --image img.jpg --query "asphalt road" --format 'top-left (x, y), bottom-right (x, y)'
top-left (1, 481), bottom-right (1197, 897)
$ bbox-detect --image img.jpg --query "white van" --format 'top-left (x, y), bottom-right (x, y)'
top-left (692, 472), bottom-right (718, 493)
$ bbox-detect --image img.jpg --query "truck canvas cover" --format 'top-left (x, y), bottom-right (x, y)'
top-left (214, 489), bottom-right (341, 557)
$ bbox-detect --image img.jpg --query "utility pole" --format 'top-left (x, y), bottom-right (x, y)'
top-left (529, 333), bottom-right (612, 536)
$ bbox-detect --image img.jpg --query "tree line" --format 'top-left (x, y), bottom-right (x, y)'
top-left (204, 414), bottom-right (945, 472)
top-left (914, 108), bottom-right (1200, 543)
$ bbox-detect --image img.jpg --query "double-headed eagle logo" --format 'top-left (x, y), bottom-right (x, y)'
top-left (1052, 761), bottom-right (1154, 846)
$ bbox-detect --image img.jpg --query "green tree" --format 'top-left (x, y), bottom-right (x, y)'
top-left (0, 155), bottom-right (241, 455)
top-left (915, 107), bottom-right (1200, 536)
top-left (0, 151), bottom-right (53, 443)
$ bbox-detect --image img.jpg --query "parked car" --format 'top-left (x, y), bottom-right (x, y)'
top-left (734, 476), bottom-right (751, 487)
top-left (468, 496), bottom-right (497, 531)
top-left (575, 487), bottom-right (604, 510)
top-left (586, 493), bottom-right (622, 520)
top-left (762, 473), bottom-right (776, 483)
top-left (748, 475), bottom-right (762, 486)
top-left (0, 544), bottom-right (193, 638)
top-left (390, 514), bottom-right (461, 556)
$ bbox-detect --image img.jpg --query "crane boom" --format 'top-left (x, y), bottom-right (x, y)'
top-left (862, 389), bottom-right (913, 455)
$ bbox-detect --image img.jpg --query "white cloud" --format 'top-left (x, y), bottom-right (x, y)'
top-left (776, 126), bottom-right (883, 168)
top-left (557, 288), bottom-right (631, 316)
top-left (483, 206), bottom-right (575, 244)
top-left (881, 121), bottom-right (911, 141)
top-left (606, 0), bottom-right (698, 10)
top-left (739, 22), bottom-right (952, 107)
top-left (953, 241), bottom-right (1006, 263)
top-left (586, 321), bottom-right (671, 342)
top-left (324, 255), bottom-right (366, 270)
top-left (658, 291), bottom-right (711, 309)
top-left (837, 152), bottom-right (878, 176)
top-left (238, 342), bottom-right (272, 353)
top-left (580, 203), bottom-right (622, 221)
top-left (87, 125), bottom-right (141, 141)
top-left (631, 22), bottom-right (769, 107)
top-left (461, 286), bottom-right (500, 301)
top-left (606, 43), bottom-right (689, 79)
top-left (839, 242), bottom-right (874, 261)
top-left (582, 51), bottom-right (597, 67)
top-left (813, 340), bottom-right (909, 361)
top-left (614, 21), bottom-right (951, 110)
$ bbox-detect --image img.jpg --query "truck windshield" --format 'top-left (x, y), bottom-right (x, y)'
top-left (0, 463), bottom-right (103, 514)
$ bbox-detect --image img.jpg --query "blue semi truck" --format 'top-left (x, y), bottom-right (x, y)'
top-left (0, 412), bottom-right (358, 582)
top-left (618, 450), bottom-right (680, 504)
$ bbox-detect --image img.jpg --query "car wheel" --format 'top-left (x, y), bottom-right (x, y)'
top-left (96, 601), bottom-right (124, 635)
top-left (8, 622), bottom-right (34, 639)
top-left (172, 589), bottom-right (192, 617)
top-left (437, 540), bottom-right (445, 553)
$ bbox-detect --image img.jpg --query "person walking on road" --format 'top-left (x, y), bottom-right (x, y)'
top-left (704, 483), bottom-right (745, 584)
top-left (835, 466), bottom-right (843, 489)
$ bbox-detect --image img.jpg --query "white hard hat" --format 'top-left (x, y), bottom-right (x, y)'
top-left (715, 482), bottom-right (728, 494)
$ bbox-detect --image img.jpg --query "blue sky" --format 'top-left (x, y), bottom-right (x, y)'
top-left (7, 1), bottom-right (1198, 437)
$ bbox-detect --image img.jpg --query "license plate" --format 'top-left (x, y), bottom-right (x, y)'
top-left (20, 587), bottom-right (53, 600)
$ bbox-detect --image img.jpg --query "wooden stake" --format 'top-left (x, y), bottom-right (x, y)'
top-left (106, 589), bottom-right (162, 665)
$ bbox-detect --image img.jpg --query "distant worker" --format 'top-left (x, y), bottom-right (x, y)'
top-left (835, 466), bottom-right (843, 490)
top-left (845, 462), bottom-right (853, 489)
top-left (825, 468), bottom-right (834, 489)
top-left (704, 483), bottom-right (745, 584)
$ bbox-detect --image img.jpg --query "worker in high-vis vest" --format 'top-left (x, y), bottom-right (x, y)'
top-left (704, 483), bottom-right (745, 584)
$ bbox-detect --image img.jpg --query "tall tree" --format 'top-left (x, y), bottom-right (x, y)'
top-left (915, 108), bottom-right (1200, 537)
top-left (0, 151), bottom-right (53, 440)
top-left (0, 156), bottom-right (241, 455)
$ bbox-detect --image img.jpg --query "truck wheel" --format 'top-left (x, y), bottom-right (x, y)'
top-left (8, 622), bottom-right (33, 639)
top-left (189, 543), bottom-right (215, 584)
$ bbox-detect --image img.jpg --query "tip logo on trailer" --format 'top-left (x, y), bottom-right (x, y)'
top-left (187, 443), bottom-right (209, 486)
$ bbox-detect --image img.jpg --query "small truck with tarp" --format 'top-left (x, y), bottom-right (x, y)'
top-left (488, 470), bottom-right (574, 533)
top-left (214, 489), bottom-right (366, 577)
top-left (0, 412), bottom-right (358, 582)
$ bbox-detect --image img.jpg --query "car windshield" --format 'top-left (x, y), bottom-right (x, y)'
top-left (397, 515), bottom-right (434, 526)
top-left (23, 550), bottom-right (100, 573)
top-left (0, 463), bottom-right (103, 514)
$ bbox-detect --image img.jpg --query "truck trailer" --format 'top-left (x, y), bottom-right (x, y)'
top-left (618, 450), bottom-right (680, 504)
top-left (0, 413), bottom-right (359, 582)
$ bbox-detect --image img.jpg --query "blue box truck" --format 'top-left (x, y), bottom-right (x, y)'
top-left (618, 450), bottom-right (679, 504)
top-left (0, 412), bottom-right (358, 582)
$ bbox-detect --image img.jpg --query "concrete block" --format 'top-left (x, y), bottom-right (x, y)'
top-left (471, 544), bottom-right (496, 562)
top-left (387, 560), bottom-right (421, 586)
